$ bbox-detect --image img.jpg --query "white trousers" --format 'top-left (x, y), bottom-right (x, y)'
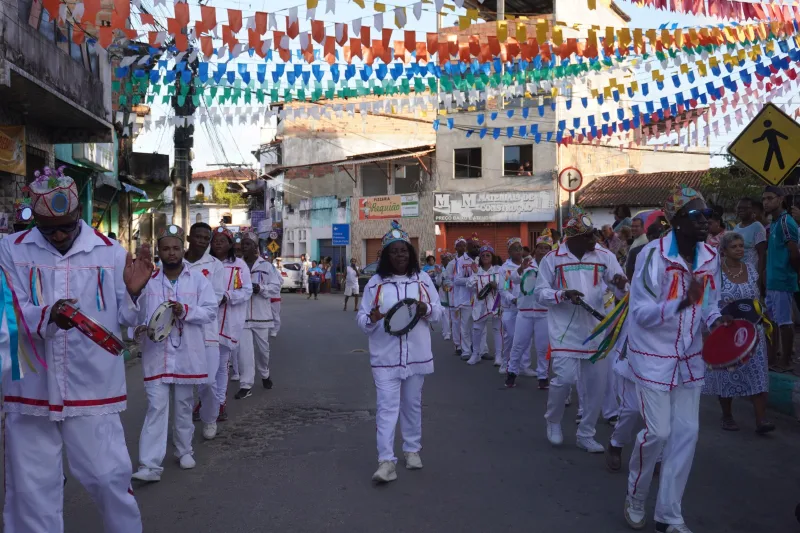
top-left (242, 327), bottom-right (271, 380)
top-left (459, 307), bottom-right (487, 357)
top-left (500, 309), bottom-right (517, 365)
top-left (449, 308), bottom-right (461, 350)
top-left (3, 413), bottom-right (141, 533)
top-left (472, 314), bottom-right (502, 360)
top-left (507, 314), bottom-right (534, 375)
top-left (602, 360), bottom-right (621, 420)
top-left (236, 334), bottom-right (256, 389)
top-left (198, 345), bottom-right (222, 424)
top-left (230, 345), bottom-right (239, 375)
top-left (374, 373), bottom-right (425, 463)
top-left (627, 384), bottom-right (700, 526)
top-left (139, 383), bottom-right (195, 474)
top-left (440, 306), bottom-right (451, 340)
top-left (532, 316), bottom-right (550, 379)
top-left (610, 376), bottom-right (640, 448)
top-left (544, 356), bottom-right (609, 439)
top-left (270, 300), bottom-right (281, 336)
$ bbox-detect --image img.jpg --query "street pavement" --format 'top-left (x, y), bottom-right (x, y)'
top-left (4, 292), bottom-right (800, 532)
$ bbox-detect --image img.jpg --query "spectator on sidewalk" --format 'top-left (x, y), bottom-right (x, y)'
top-left (307, 261), bottom-right (323, 300)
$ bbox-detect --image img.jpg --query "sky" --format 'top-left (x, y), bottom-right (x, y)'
top-left (132, 0), bottom-right (774, 172)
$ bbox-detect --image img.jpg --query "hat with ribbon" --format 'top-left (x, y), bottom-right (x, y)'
top-left (664, 184), bottom-right (705, 221)
top-left (157, 224), bottom-right (185, 242)
top-left (242, 231), bottom-right (259, 243)
top-left (454, 236), bottom-right (467, 246)
top-left (214, 227), bottom-right (234, 241)
top-left (507, 237), bottom-right (523, 249)
top-left (563, 205), bottom-right (594, 238)
top-left (381, 220), bottom-right (410, 249)
top-left (536, 228), bottom-right (555, 248)
top-left (479, 240), bottom-right (494, 254)
top-left (28, 166), bottom-right (80, 218)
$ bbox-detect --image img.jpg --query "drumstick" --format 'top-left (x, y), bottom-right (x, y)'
top-left (576, 297), bottom-right (606, 321)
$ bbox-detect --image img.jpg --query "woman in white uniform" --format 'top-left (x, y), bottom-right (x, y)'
top-left (466, 241), bottom-right (504, 366)
top-left (357, 221), bottom-right (442, 484)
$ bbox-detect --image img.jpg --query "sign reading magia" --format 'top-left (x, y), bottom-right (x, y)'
top-left (358, 194), bottom-right (419, 220)
top-left (0, 126), bottom-right (25, 175)
top-left (434, 191), bottom-right (555, 222)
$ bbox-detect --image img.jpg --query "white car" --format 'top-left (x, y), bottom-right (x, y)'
top-left (278, 261), bottom-right (303, 292)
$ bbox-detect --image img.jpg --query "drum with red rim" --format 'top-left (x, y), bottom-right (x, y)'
top-left (56, 301), bottom-right (129, 358)
top-left (702, 319), bottom-right (758, 370)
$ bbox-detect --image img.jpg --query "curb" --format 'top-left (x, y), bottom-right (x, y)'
top-left (768, 371), bottom-right (800, 419)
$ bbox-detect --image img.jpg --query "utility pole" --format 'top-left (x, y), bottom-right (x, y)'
top-left (171, 44), bottom-right (198, 232)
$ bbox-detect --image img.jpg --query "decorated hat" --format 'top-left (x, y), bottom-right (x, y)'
top-left (664, 184), bottom-right (705, 221)
top-left (28, 166), bottom-right (80, 218)
top-left (242, 231), bottom-right (259, 243)
top-left (479, 240), bottom-right (494, 254)
top-left (454, 236), bottom-right (467, 246)
top-left (214, 227), bottom-right (234, 241)
top-left (536, 228), bottom-right (555, 248)
top-left (157, 224), bottom-right (185, 242)
top-left (563, 205), bottom-right (594, 238)
top-left (470, 232), bottom-right (480, 243)
top-left (381, 220), bottom-right (410, 249)
top-left (507, 237), bottom-right (523, 249)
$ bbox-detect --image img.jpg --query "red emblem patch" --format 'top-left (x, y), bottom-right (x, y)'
top-left (202, 269), bottom-right (210, 277)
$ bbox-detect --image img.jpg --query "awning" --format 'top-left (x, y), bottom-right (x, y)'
top-left (334, 149), bottom-right (434, 167)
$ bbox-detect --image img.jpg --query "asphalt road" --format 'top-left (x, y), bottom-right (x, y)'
top-left (5, 293), bottom-right (800, 532)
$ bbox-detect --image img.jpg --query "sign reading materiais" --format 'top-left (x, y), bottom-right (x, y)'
top-left (728, 103), bottom-right (800, 186)
top-left (434, 191), bottom-right (555, 222)
top-left (358, 194), bottom-right (419, 220)
top-left (0, 126), bottom-right (25, 176)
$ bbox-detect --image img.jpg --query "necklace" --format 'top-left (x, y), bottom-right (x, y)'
top-left (724, 258), bottom-right (744, 278)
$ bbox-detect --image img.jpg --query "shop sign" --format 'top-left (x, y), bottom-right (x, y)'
top-left (0, 126), bottom-right (26, 175)
top-left (358, 194), bottom-right (419, 220)
top-left (434, 190), bottom-right (555, 222)
top-left (73, 143), bottom-right (114, 172)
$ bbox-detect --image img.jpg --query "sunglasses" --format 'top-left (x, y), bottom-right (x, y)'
top-left (37, 219), bottom-right (80, 236)
top-left (685, 208), bottom-right (713, 220)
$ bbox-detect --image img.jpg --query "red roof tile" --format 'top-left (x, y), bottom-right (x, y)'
top-left (192, 168), bottom-right (257, 181)
top-left (577, 170), bottom-right (708, 208)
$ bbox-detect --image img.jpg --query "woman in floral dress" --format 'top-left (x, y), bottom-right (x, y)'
top-left (703, 232), bottom-right (774, 434)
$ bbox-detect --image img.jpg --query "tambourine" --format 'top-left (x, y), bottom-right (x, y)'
top-left (720, 299), bottom-right (762, 325)
top-left (702, 319), bottom-right (758, 370)
top-left (477, 283), bottom-right (494, 300)
top-left (384, 298), bottom-right (422, 337)
top-left (147, 301), bottom-right (176, 342)
top-left (520, 269), bottom-right (537, 296)
top-left (55, 301), bottom-right (129, 358)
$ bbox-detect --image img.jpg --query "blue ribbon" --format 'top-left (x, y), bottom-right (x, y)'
top-left (1, 271), bottom-right (20, 381)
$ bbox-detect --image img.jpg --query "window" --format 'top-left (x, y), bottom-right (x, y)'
top-left (394, 164), bottom-right (422, 194)
top-left (195, 183), bottom-right (205, 201)
top-left (221, 213), bottom-right (232, 224)
top-left (504, 145), bottom-right (533, 176)
top-left (454, 148), bottom-right (481, 179)
top-left (195, 213), bottom-right (202, 223)
top-left (361, 164), bottom-right (388, 196)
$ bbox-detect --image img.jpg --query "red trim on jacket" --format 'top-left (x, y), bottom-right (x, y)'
top-left (4, 395), bottom-right (127, 411)
top-left (143, 373), bottom-right (208, 382)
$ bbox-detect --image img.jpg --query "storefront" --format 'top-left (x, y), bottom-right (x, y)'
top-left (434, 190), bottom-right (556, 258)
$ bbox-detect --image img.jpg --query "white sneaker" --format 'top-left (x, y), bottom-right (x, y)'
top-left (371, 461), bottom-right (397, 483)
top-left (546, 422), bottom-right (563, 446)
top-left (179, 454), bottom-right (196, 470)
top-left (493, 358), bottom-right (502, 367)
top-left (404, 452), bottom-right (423, 470)
top-left (131, 468), bottom-right (161, 482)
top-left (202, 422), bottom-right (217, 440)
top-left (498, 363), bottom-right (508, 374)
top-left (659, 524), bottom-right (693, 533)
top-left (520, 367), bottom-right (537, 377)
top-left (467, 354), bottom-right (481, 365)
top-left (624, 496), bottom-right (647, 530)
top-left (576, 437), bottom-right (605, 453)
top-left (443, 336), bottom-right (451, 341)
top-left (460, 352), bottom-right (471, 361)
top-left (230, 374), bottom-right (240, 381)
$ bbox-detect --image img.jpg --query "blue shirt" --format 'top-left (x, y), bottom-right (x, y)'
top-left (767, 211), bottom-right (798, 292)
top-left (308, 267), bottom-right (323, 282)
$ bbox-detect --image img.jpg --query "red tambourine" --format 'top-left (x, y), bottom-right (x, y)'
top-left (56, 301), bottom-right (129, 358)
top-left (702, 319), bottom-right (757, 370)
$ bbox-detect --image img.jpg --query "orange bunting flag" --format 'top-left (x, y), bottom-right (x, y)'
top-left (174, 2), bottom-right (189, 28)
top-left (201, 36), bottom-right (213, 57)
top-left (311, 19), bottom-right (325, 43)
top-left (255, 12), bottom-right (267, 35)
top-left (286, 15), bottom-right (299, 39)
top-left (200, 5), bottom-right (216, 31)
top-left (404, 30), bottom-right (415, 54)
top-left (175, 33), bottom-right (188, 52)
top-left (99, 26), bottom-right (113, 48)
top-left (228, 9), bottom-right (243, 33)
top-left (140, 13), bottom-right (155, 26)
top-left (83, 0), bottom-right (101, 25)
top-left (72, 26), bottom-right (85, 44)
top-left (42, 0), bottom-right (59, 19)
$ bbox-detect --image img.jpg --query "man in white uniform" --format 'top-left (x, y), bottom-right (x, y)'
top-left (535, 207), bottom-right (628, 453)
top-left (437, 252), bottom-right (452, 341)
top-left (300, 253), bottom-right (311, 293)
top-left (623, 186), bottom-right (725, 533)
top-left (453, 234), bottom-right (488, 361)
top-left (269, 254), bottom-right (282, 338)
top-left (344, 257), bottom-right (360, 311)
top-left (443, 240), bottom-right (466, 354)
top-left (1, 168), bottom-right (149, 532)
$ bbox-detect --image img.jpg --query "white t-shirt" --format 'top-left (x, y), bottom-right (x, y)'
top-left (346, 265), bottom-right (359, 288)
top-left (733, 221), bottom-right (766, 269)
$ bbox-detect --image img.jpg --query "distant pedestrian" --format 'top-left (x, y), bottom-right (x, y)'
top-left (344, 258), bottom-right (360, 311)
top-left (307, 261), bottom-right (322, 300)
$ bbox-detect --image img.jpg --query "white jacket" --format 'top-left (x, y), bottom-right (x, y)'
top-left (120, 262), bottom-right (217, 385)
top-left (535, 244), bottom-right (627, 359)
top-left (246, 257), bottom-right (282, 329)
top-left (467, 265), bottom-right (503, 320)
top-left (510, 259), bottom-right (548, 318)
top-left (0, 222), bottom-right (131, 420)
top-left (218, 257), bottom-right (253, 348)
top-left (357, 272), bottom-right (442, 380)
top-left (437, 264), bottom-right (451, 308)
top-left (449, 254), bottom-right (476, 308)
top-left (186, 251), bottom-right (225, 346)
top-left (499, 258), bottom-right (520, 312)
top-left (625, 233), bottom-right (721, 391)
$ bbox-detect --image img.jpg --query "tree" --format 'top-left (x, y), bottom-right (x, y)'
top-left (211, 181), bottom-right (246, 208)
top-left (700, 156), bottom-right (764, 210)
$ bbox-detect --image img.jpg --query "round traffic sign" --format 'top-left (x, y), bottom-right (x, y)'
top-left (558, 167), bottom-right (583, 192)
top-left (269, 231), bottom-right (278, 240)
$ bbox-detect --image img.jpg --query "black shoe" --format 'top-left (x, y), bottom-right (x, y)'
top-left (455, 349), bottom-right (462, 357)
top-left (262, 378), bottom-right (273, 390)
top-left (606, 444), bottom-right (622, 472)
top-left (607, 415), bottom-right (620, 427)
top-left (192, 403), bottom-right (201, 422)
top-left (217, 404), bottom-right (228, 422)
top-left (538, 379), bottom-right (549, 390)
top-left (234, 388), bottom-right (252, 400)
top-left (481, 353), bottom-right (492, 360)
top-left (505, 372), bottom-right (517, 388)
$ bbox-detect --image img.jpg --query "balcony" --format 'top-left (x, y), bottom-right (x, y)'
top-left (0, 0), bottom-right (112, 143)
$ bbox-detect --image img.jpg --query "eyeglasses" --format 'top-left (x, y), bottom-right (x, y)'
top-left (686, 208), bottom-right (713, 220)
top-left (38, 220), bottom-right (80, 236)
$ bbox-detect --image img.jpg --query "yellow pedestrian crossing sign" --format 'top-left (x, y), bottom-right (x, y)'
top-left (267, 241), bottom-right (279, 254)
top-left (728, 103), bottom-right (800, 186)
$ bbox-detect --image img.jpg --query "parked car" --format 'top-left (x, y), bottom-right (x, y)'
top-left (358, 261), bottom-right (378, 293)
top-left (278, 261), bottom-right (303, 292)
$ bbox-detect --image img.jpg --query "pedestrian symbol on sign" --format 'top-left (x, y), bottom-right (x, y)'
top-left (752, 120), bottom-right (789, 172)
